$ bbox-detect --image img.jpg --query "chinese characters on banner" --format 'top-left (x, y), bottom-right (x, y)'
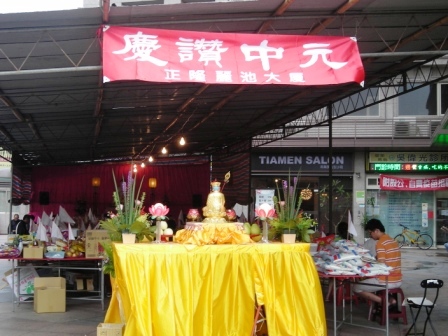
top-left (102, 26), bottom-right (365, 86)
top-left (379, 174), bottom-right (448, 191)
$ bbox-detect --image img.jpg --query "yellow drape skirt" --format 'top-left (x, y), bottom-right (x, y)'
top-left (105, 243), bottom-right (326, 336)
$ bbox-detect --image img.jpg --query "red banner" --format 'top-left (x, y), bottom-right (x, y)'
top-left (102, 26), bottom-right (365, 86)
top-left (379, 174), bottom-right (448, 191)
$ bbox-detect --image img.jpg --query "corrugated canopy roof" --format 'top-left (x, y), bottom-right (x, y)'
top-left (0, 0), bottom-right (447, 166)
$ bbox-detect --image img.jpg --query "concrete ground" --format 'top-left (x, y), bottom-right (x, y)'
top-left (0, 236), bottom-right (447, 335)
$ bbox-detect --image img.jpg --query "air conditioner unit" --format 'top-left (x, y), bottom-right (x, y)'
top-left (366, 177), bottom-right (380, 190)
top-left (394, 121), bottom-right (410, 137)
top-left (430, 121), bottom-right (441, 136)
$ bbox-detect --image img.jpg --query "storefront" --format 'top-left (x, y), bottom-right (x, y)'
top-left (365, 151), bottom-right (448, 246)
top-left (250, 150), bottom-right (354, 233)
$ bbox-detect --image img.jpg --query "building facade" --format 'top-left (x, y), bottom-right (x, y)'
top-left (255, 66), bottom-right (448, 247)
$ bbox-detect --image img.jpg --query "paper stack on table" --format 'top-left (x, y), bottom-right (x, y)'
top-left (313, 239), bottom-right (391, 276)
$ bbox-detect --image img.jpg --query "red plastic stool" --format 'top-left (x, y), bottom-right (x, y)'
top-left (372, 288), bottom-right (407, 325)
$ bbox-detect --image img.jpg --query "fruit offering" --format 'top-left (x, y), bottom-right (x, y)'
top-left (65, 240), bottom-right (86, 258)
top-left (243, 222), bottom-right (262, 242)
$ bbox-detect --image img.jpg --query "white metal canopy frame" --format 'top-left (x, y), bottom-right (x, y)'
top-left (0, 0), bottom-right (447, 166)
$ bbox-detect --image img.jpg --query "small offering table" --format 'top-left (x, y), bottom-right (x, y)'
top-left (105, 243), bottom-right (326, 336)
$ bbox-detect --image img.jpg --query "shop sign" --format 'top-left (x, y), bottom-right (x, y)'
top-left (369, 152), bottom-right (448, 163)
top-left (379, 174), bottom-right (448, 191)
top-left (103, 26), bottom-right (364, 86)
top-left (251, 153), bottom-right (353, 173)
top-left (370, 163), bottom-right (448, 172)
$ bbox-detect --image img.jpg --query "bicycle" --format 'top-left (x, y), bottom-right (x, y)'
top-left (394, 224), bottom-right (433, 250)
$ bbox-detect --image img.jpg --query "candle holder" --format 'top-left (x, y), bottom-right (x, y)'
top-left (154, 220), bottom-right (163, 243)
top-left (261, 220), bottom-right (269, 243)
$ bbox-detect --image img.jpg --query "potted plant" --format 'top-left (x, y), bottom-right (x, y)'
top-left (270, 170), bottom-right (317, 243)
top-left (100, 169), bottom-right (153, 276)
top-left (100, 170), bottom-right (153, 242)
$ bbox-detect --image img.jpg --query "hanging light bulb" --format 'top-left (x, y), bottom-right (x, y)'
top-left (133, 166), bottom-right (137, 173)
top-left (133, 164), bottom-right (137, 168)
top-left (148, 156), bottom-right (154, 162)
top-left (141, 162), bottom-right (145, 168)
top-left (179, 137), bottom-right (186, 146)
top-left (162, 147), bottom-right (167, 154)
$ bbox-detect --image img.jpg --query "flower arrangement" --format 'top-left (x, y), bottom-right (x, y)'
top-left (148, 203), bottom-right (170, 220)
top-left (270, 170), bottom-right (317, 242)
top-left (100, 170), bottom-right (153, 242)
top-left (100, 169), bottom-right (154, 277)
top-left (254, 203), bottom-right (276, 243)
top-left (148, 203), bottom-right (170, 243)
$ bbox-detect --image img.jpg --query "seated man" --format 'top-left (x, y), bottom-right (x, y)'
top-left (16, 214), bottom-right (31, 236)
top-left (353, 219), bottom-right (402, 307)
top-left (9, 214), bottom-right (20, 234)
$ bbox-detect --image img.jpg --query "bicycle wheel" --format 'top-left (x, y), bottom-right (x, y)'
top-left (394, 234), bottom-right (406, 248)
top-left (416, 234), bottom-right (433, 250)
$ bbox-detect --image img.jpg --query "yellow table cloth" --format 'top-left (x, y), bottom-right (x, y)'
top-left (174, 222), bottom-right (253, 245)
top-left (105, 243), bottom-right (326, 336)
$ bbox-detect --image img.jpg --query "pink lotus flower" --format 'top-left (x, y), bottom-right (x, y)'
top-left (187, 209), bottom-right (199, 217)
top-left (226, 209), bottom-right (237, 220)
top-left (149, 203), bottom-right (170, 219)
top-left (255, 203), bottom-right (275, 220)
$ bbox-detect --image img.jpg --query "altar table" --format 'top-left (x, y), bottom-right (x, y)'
top-left (105, 243), bottom-right (326, 336)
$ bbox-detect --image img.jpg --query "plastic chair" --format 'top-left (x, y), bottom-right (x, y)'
top-left (370, 288), bottom-right (407, 325)
top-left (326, 280), bottom-right (359, 306)
top-left (404, 279), bottom-right (444, 336)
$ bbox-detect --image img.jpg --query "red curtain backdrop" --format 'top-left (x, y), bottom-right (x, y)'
top-left (29, 162), bottom-right (210, 220)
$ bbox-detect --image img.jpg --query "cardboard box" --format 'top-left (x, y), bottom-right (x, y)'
top-left (23, 246), bottom-right (44, 259)
top-left (76, 277), bottom-right (94, 291)
top-left (85, 230), bottom-right (110, 258)
top-left (97, 323), bottom-right (125, 336)
top-left (65, 271), bottom-right (94, 290)
top-left (34, 277), bottom-right (66, 313)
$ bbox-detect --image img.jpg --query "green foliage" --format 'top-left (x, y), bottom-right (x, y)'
top-left (101, 241), bottom-right (115, 278)
top-left (270, 169), bottom-right (317, 241)
top-left (99, 169), bottom-right (153, 242)
top-left (99, 169), bottom-right (155, 276)
top-left (270, 213), bottom-right (317, 242)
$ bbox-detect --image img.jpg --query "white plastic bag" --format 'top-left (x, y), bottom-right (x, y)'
top-left (4, 265), bottom-right (39, 301)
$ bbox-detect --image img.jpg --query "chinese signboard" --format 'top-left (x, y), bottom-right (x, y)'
top-left (379, 174), bottom-right (448, 191)
top-left (368, 152), bottom-right (448, 172)
top-left (103, 26), bottom-right (365, 86)
top-left (251, 153), bottom-right (353, 173)
top-left (370, 163), bottom-right (448, 172)
top-left (369, 152), bottom-right (448, 163)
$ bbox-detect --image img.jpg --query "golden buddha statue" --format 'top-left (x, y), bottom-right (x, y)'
top-left (202, 181), bottom-right (227, 223)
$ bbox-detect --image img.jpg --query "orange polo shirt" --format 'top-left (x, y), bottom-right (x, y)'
top-left (376, 233), bottom-right (401, 283)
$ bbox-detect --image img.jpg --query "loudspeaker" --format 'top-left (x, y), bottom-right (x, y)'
top-left (39, 191), bottom-right (50, 205)
top-left (192, 194), bottom-right (202, 208)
